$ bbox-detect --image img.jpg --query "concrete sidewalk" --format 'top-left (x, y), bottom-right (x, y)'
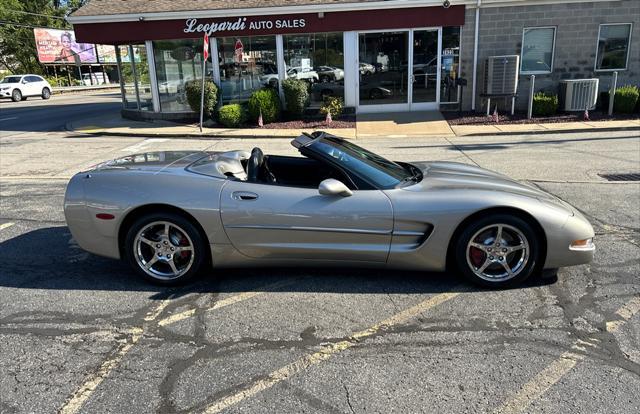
top-left (451, 119), bottom-right (640, 136)
top-left (67, 110), bottom-right (639, 139)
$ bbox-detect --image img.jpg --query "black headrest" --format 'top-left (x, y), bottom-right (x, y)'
top-left (247, 147), bottom-right (264, 182)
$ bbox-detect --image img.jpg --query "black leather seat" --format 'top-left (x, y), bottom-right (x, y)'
top-left (247, 147), bottom-right (276, 183)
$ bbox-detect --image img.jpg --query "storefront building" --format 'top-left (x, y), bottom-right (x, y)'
top-left (68, 0), bottom-right (638, 119)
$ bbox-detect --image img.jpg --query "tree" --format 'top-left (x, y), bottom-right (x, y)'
top-left (0, 0), bottom-right (87, 74)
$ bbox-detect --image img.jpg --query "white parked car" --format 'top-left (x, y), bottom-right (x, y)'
top-left (359, 62), bottom-right (376, 75)
top-left (0, 74), bottom-right (52, 102)
top-left (261, 67), bottom-right (319, 86)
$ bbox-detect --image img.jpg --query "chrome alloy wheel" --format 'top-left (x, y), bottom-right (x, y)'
top-left (133, 221), bottom-right (195, 280)
top-left (466, 224), bottom-right (530, 282)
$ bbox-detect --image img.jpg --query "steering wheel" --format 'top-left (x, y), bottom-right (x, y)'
top-left (246, 147), bottom-right (264, 182)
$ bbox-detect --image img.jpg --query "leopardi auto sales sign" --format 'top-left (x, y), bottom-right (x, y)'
top-left (183, 17), bottom-right (306, 37)
top-left (71, 7), bottom-right (465, 44)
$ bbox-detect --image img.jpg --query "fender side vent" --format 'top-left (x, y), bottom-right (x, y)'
top-left (598, 173), bottom-right (640, 182)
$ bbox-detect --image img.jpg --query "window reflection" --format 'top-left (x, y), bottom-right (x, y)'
top-left (440, 27), bottom-right (460, 104)
top-left (217, 36), bottom-right (277, 103)
top-left (358, 32), bottom-right (409, 105)
top-left (284, 33), bottom-right (344, 107)
top-left (153, 39), bottom-right (210, 112)
top-left (596, 24), bottom-right (631, 71)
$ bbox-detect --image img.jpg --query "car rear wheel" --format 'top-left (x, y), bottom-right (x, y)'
top-left (454, 214), bottom-right (540, 288)
top-left (42, 88), bottom-right (51, 100)
top-left (11, 89), bottom-right (22, 102)
top-left (124, 213), bottom-right (206, 285)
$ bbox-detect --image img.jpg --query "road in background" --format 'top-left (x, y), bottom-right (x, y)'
top-left (0, 109), bottom-right (639, 414)
top-left (0, 92), bottom-right (121, 139)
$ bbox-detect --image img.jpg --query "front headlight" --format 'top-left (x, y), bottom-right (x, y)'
top-left (570, 238), bottom-right (595, 251)
top-left (0, 86), bottom-right (9, 91)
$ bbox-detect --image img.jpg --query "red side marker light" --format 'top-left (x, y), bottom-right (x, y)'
top-left (96, 213), bottom-right (115, 220)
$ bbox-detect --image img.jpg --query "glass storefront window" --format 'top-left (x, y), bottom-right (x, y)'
top-left (358, 31), bottom-right (409, 105)
top-left (134, 45), bottom-right (152, 111)
top-left (521, 27), bottom-right (555, 74)
top-left (116, 45), bottom-right (137, 109)
top-left (153, 39), bottom-right (210, 112)
top-left (116, 44), bottom-right (151, 111)
top-left (440, 27), bottom-right (461, 104)
top-left (284, 33), bottom-right (344, 107)
top-left (595, 23), bottom-right (632, 71)
top-left (217, 36), bottom-right (277, 103)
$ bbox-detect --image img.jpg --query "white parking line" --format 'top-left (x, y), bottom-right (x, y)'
top-left (202, 291), bottom-right (461, 414)
top-left (58, 298), bottom-right (173, 414)
top-left (495, 295), bottom-right (640, 414)
top-left (58, 278), bottom-right (305, 413)
top-left (0, 222), bottom-right (15, 231)
top-left (157, 278), bottom-right (304, 327)
top-left (0, 116), bottom-right (18, 121)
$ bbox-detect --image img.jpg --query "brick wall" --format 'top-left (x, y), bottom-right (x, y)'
top-left (458, 0), bottom-right (640, 112)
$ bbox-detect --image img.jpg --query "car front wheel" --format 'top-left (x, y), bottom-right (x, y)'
top-left (454, 214), bottom-right (540, 288)
top-left (124, 213), bottom-right (207, 285)
top-left (11, 89), bottom-right (22, 102)
top-left (42, 88), bottom-right (51, 99)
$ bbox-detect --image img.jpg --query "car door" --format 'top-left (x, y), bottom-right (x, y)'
top-left (25, 76), bottom-right (40, 96)
top-left (219, 180), bottom-right (393, 262)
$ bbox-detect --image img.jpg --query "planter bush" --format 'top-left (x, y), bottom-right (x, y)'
top-left (532, 92), bottom-right (558, 117)
top-left (248, 88), bottom-right (281, 124)
top-left (185, 80), bottom-right (218, 119)
top-left (282, 78), bottom-right (309, 117)
top-left (218, 104), bottom-right (246, 127)
top-left (613, 85), bottom-right (639, 114)
top-left (320, 96), bottom-right (344, 118)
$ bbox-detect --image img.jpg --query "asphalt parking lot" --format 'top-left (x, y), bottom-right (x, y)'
top-left (1, 123), bottom-right (639, 413)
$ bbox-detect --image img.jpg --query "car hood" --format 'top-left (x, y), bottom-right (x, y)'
top-left (406, 161), bottom-right (574, 211)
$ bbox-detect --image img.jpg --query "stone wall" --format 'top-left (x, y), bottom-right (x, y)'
top-left (458, 0), bottom-right (639, 112)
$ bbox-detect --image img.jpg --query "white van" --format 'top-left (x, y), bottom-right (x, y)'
top-left (82, 72), bottom-right (110, 86)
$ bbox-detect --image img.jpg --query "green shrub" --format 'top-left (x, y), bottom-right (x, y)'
top-left (217, 104), bottom-right (246, 127)
top-left (282, 78), bottom-right (309, 117)
top-left (613, 85), bottom-right (639, 114)
top-left (185, 80), bottom-right (218, 118)
top-left (248, 88), bottom-right (281, 124)
top-left (532, 92), bottom-right (558, 117)
top-left (320, 96), bottom-right (344, 117)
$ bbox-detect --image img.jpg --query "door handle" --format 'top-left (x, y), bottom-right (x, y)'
top-left (232, 191), bottom-right (258, 201)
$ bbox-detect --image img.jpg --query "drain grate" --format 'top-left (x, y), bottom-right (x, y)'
top-left (599, 173), bottom-right (640, 182)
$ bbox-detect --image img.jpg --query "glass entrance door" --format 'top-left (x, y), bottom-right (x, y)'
top-left (358, 31), bottom-right (409, 111)
top-left (356, 28), bottom-right (441, 113)
top-left (411, 29), bottom-right (440, 109)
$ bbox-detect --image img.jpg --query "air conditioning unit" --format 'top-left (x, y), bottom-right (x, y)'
top-left (483, 55), bottom-right (519, 95)
top-left (559, 79), bottom-right (599, 111)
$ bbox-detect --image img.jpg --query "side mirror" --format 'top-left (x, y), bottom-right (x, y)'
top-left (21, 80), bottom-right (27, 84)
top-left (318, 179), bottom-right (353, 197)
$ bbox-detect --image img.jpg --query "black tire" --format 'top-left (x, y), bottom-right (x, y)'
top-left (453, 214), bottom-right (540, 288)
top-left (42, 87), bottom-right (51, 100)
top-left (124, 212), bottom-right (207, 286)
top-left (11, 89), bottom-right (22, 102)
top-left (320, 75), bottom-right (331, 83)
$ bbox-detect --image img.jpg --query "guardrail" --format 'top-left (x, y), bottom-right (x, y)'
top-left (53, 85), bottom-right (121, 94)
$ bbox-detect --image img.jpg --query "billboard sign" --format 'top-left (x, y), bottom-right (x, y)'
top-left (97, 44), bottom-right (142, 64)
top-left (33, 28), bottom-right (97, 64)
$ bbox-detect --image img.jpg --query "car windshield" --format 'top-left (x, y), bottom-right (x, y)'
top-left (1, 76), bottom-right (22, 84)
top-left (307, 135), bottom-right (418, 188)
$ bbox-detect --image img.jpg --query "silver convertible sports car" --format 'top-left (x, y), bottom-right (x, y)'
top-left (64, 132), bottom-right (595, 288)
